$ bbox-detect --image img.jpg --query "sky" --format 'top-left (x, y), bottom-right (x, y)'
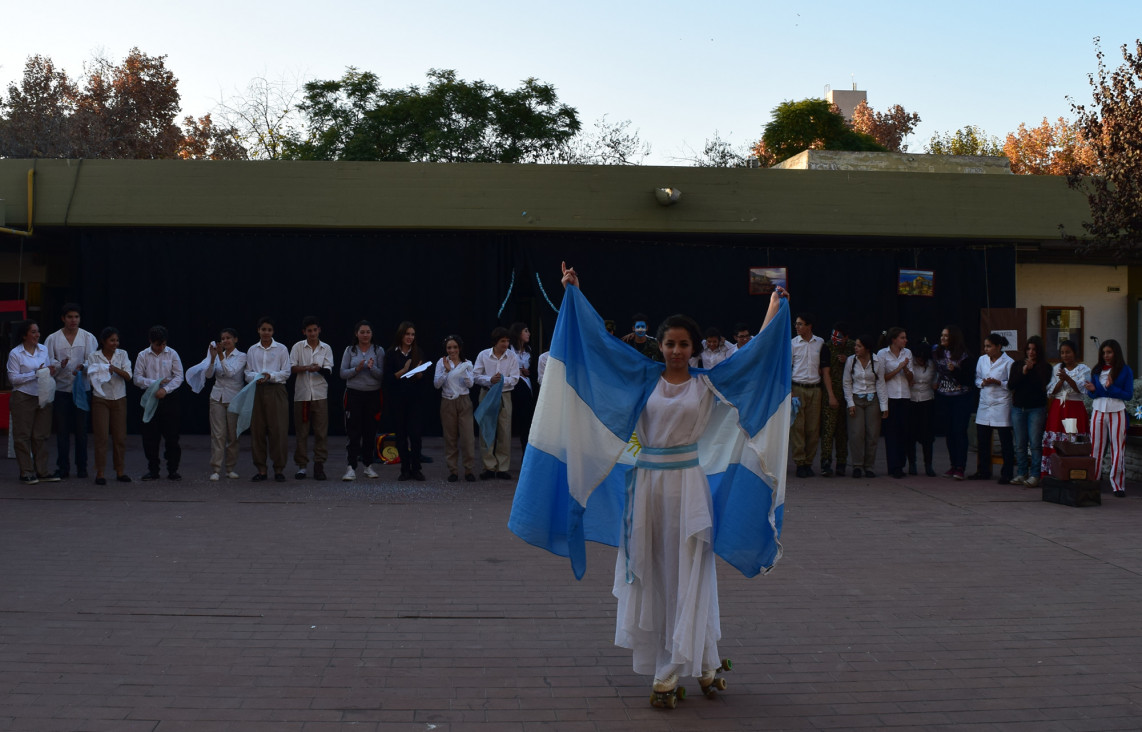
top-left (3, 0), bottom-right (1141, 164)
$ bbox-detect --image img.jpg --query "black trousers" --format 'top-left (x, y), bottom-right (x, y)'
top-left (142, 394), bottom-right (180, 473)
top-left (975, 423), bottom-right (1014, 479)
top-left (344, 388), bottom-right (380, 468)
top-left (390, 395), bottom-right (422, 474)
top-left (883, 398), bottom-right (911, 474)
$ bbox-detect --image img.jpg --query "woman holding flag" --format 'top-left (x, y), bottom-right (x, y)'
top-left (509, 262), bottom-right (790, 708)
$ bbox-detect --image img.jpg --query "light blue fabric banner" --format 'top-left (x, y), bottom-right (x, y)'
top-left (474, 379), bottom-right (504, 451)
top-left (227, 378), bottom-right (261, 435)
top-left (140, 378), bottom-right (164, 423)
top-left (73, 370), bottom-right (91, 412)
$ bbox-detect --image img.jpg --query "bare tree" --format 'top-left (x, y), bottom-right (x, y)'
top-left (214, 73), bottom-right (306, 160)
top-left (672, 130), bottom-right (753, 167)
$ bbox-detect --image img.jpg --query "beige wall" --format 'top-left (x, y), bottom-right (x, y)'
top-left (1017, 262), bottom-right (1129, 357)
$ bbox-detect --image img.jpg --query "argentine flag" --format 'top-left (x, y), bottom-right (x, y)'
top-left (508, 285), bottom-right (792, 580)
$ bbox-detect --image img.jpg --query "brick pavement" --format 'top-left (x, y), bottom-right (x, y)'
top-left (1, 435), bottom-right (1140, 731)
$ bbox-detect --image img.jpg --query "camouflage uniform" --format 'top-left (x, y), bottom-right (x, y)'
top-left (820, 338), bottom-right (855, 475)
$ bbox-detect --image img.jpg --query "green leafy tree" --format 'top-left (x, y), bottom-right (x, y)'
top-left (924, 125), bottom-right (1004, 156)
top-left (1065, 38), bottom-right (1142, 256)
top-left (285, 68), bottom-right (580, 163)
top-left (758, 98), bottom-right (886, 164)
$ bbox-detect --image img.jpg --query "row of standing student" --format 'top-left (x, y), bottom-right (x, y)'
top-left (833, 324), bottom-right (1132, 496)
top-left (7, 308), bottom-right (539, 485)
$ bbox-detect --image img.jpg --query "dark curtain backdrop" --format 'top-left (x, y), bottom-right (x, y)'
top-left (54, 228), bottom-right (1014, 436)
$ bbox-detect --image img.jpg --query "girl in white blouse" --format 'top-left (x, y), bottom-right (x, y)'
top-left (85, 327), bottom-right (133, 485)
top-left (434, 335), bottom-right (477, 483)
top-left (1041, 339), bottom-right (1091, 475)
top-left (842, 335), bottom-right (887, 479)
top-left (907, 341), bottom-right (938, 476)
top-left (969, 333), bottom-right (1015, 483)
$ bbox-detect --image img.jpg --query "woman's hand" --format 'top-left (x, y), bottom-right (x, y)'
top-left (848, 406), bottom-right (856, 417)
top-left (561, 261), bottom-right (579, 289)
top-left (1084, 380), bottom-right (1096, 393)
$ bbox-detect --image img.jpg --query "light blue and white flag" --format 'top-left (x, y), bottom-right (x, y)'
top-left (474, 379), bottom-right (504, 451)
top-left (227, 378), bottom-right (261, 436)
top-left (140, 378), bottom-right (164, 423)
top-left (508, 285), bottom-right (791, 580)
top-left (73, 370), bottom-right (91, 412)
top-left (185, 349), bottom-right (213, 394)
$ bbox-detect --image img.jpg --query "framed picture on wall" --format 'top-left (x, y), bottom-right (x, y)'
top-left (1042, 306), bottom-right (1084, 362)
top-left (749, 266), bottom-right (787, 296)
top-left (898, 269), bottom-right (934, 296)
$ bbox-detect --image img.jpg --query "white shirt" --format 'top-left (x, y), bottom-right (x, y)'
top-left (45, 327), bottom-right (99, 393)
top-left (84, 349), bottom-right (132, 401)
top-left (6, 343), bottom-right (53, 397)
top-left (473, 348), bottom-right (520, 392)
top-left (909, 361), bottom-right (936, 403)
top-left (246, 340), bottom-right (291, 384)
top-left (290, 339), bottom-right (334, 401)
top-left (974, 353), bottom-right (1014, 427)
top-left (513, 347), bottom-right (532, 390)
top-left (1092, 368), bottom-right (1126, 413)
top-left (694, 341), bottom-right (736, 369)
top-left (791, 335), bottom-right (826, 384)
top-left (434, 357), bottom-right (474, 399)
top-left (877, 347), bottom-right (914, 400)
top-left (205, 348), bottom-right (247, 403)
top-left (842, 354), bottom-right (887, 411)
top-left (1048, 363), bottom-right (1091, 403)
top-left (133, 346), bottom-right (184, 393)
top-left (537, 352), bottom-right (550, 385)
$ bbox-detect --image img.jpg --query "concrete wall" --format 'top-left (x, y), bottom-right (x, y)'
top-left (1016, 262), bottom-right (1129, 358)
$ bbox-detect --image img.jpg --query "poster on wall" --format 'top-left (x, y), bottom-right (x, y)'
top-left (1042, 306), bottom-right (1084, 361)
top-left (898, 269), bottom-right (934, 296)
top-left (749, 266), bottom-right (787, 295)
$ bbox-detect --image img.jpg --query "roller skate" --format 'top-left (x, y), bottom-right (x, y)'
top-left (699, 658), bottom-right (733, 698)
top-left (649, 673), bottom-right (686, 709)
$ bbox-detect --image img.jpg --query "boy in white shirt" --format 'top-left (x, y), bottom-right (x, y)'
top-left (133, 326), bottom-right (184, 481)
top-left (246, 317), bottom-right (291, 482)
top-left (473, 327), bottom-right (520, 480)
top-left (290, 316), bottom-right (333, 481)
top-left (45, 302), bottom-right (99, 479)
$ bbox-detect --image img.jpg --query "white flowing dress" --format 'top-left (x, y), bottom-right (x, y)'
top-left (613, 376), bottom-right (721, 679)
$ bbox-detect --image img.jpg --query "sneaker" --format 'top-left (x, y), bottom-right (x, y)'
top-left (820, 467), bottom-right (834, 477)
top-left (226, 471), bottom-right (240, 479)
top-left (168, 472), bottom-right (182, 481)
top-left (1025, 476), bottom-right (1040, 487)
top-left (313, 464), bottom-right (327, 481)
top-left (852, 467), bottom-right (862, 478)
top-left (448, 474), bottom-right (459, 483)
top-left (94, 477), bottom-right (107, 486)
top-left (51, 470), bottom-right (68, 480)
top-left (141, 472), bottom-right (161, 481)
top-left (251, 473), bottom-right (268, 482)
top-left (274, 473), bottom-right (286, 483)
top-left (412, 470), bottom-right (426, 481)
top-left (20, 475), bottom-right (39, 485)
top-left (496, 471), bottom-right (513, 480)
top-left (465, 474), bottom-right (476, 482)
top-left (39, 473), bottom-right (61, 483)
top-left (294, 469), bottom-right (307, 479)
top-left (363, 465), bottom-right (379, 479)
top-left (1114, 490), bottom-right (1126, 497)
top-left (943, 468), bottom-right (957, 479)
top-left (863, 470), bottom-right (877, 478)
top-left (1010, 475), bottom-right (1026, 485)
top-left (342, 466), bottom-right (356, 481)
top-left (209, 473), bottom-right (220, 482)
top-left (117, 475), bottom-right (133, 483)
top-left (952, 469), bottom-right (965, 481)
top-left (480, 470), bottom-right (496, 480)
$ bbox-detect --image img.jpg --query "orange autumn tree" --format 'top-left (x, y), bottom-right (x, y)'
top-left (1003, 117), bottom-right (1100, 175)
top-left (849, 100), bottom-right (921, 152)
